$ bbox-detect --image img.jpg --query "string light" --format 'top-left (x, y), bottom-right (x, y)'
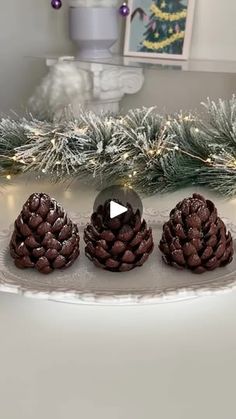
top-left (78, 127), bottom-right (88, 135)
top-left (2, 100), bottom-right (236, 198)
top-left (105, 119), bottom-right (113, 128)
top-left (124, 182), bottom-right (133, 189)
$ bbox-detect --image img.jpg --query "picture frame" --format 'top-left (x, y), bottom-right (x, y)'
top-left (124, 0), bottom-right (195, 60)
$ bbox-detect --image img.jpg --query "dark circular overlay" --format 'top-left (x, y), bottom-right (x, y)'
top-left (93, 185), bottom-right (143, 217)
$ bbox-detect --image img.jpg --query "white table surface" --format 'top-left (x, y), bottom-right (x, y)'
top-left (0, 177), bottom-right (236, 419)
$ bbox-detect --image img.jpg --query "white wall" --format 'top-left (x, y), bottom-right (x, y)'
top-left (191, 0), bottom-right (236, 61)
top-left (0, 0), bottom-right (74, 113)
top-left (0, 0), bottom-right (73, 56)
top-left (122, 0), bottom-right (236, 113)
top-left (0, 0), bottom-right (236, 114)
top-left (121, 70), bottom-right (236, 115)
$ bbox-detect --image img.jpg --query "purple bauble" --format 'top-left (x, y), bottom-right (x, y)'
top-left (119, 2), bottom-right (130, 17)
top-left (51, 0), bottom-right (62, 9)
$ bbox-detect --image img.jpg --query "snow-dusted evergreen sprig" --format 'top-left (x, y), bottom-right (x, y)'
top-left (113, 107), bottom-right (167, 193)
top-left (201, 96), bottom-right (236, 146)
top-left (166, 108), bottom-right (236, 196)
top-left (75, 111), bottom-right (129, 185)
top-left (1, 98), bottom-right (236, 196)
top-left (13, 116), bottom-right (90, 181)
top-left (0, 117), bottom-right (29, 176)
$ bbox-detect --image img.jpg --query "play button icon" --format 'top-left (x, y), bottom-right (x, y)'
top-left (93, 185), bottom-right (143, 218)
top-left (110, 201), bottom-right (127, 219)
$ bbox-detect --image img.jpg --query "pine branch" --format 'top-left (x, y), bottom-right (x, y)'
top-left (201, 97), bottom-right (236, 147)
top-left (0, 98), bottom-right (236, 197)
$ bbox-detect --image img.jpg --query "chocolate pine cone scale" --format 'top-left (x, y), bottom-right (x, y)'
top-left (9, 193), bottom-right (80, 274)
top-left (159, 193), bottom-right (234, 274)
top-left (84, 200), bottom-right (154, 272)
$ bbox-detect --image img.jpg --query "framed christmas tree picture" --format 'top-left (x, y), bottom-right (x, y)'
top-left (124, 0), bottom-right (195, 60)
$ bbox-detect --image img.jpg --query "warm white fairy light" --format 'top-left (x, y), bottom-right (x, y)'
top-left (105, 119), bottom-right (113, 128)
top-left (124, 182), bottom-right (133, 189)
top-left (2, 98), bottom-right (236, 198)
top-left (224, 158), bottom-right (236, 169)
top-left (6, 174), bottom-right (11, 180)
top-left (77, 127), bottom-right (88, 135)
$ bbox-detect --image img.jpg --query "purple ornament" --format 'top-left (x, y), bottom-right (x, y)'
top-left (119, 2), bottom-right (130, 17)
top-left (51, 0), bottom-right (62, 10)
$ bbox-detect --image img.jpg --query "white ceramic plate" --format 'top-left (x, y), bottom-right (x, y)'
top-left (0, 209), bottom-right (236, 305)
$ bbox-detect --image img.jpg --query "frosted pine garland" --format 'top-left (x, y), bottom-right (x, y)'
top-left (1, 97), bottom-right (236, 196)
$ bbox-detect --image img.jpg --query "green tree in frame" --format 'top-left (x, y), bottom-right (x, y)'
top-left (139, 0), bottom-right (187, 55)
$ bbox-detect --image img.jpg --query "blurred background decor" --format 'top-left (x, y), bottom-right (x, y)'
top-left (1, 1), bottom-right (236, 117)
top-left (69, 0), bottom-right (119, 58)
top-left (29, 58), bottom-right (144, 116)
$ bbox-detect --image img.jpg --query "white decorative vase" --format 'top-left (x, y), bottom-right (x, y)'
top-left (69, 6), bottom-right (118, 59)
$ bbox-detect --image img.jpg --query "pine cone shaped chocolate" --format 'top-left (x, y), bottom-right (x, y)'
top-left (84, 200), bottom-right (154, 272)
top-left (159, 194), bottom-right (234, 274)
top-left (10, 193), bottom-right (80, 274)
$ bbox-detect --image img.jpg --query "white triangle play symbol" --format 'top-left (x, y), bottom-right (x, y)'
top-left (110, 201), bottom-right (127, 219)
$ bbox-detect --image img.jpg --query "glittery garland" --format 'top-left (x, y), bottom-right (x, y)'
top-left (1, 98), bottom-right (236, 197)
top-left (150, 3), bottom-right (187, 22)
top-left (142, 31), bottom-right (184, 50)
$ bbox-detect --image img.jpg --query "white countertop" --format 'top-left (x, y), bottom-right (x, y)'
top-left (0, 177), bottom-right (236, 419)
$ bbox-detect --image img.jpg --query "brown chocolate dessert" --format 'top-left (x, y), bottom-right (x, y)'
top-left (159, 193), bottom-right (234, 273)
top-left (84, 200), bottom-right (154, 272)
top-left (10, 193), bottom-right (80, 274)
